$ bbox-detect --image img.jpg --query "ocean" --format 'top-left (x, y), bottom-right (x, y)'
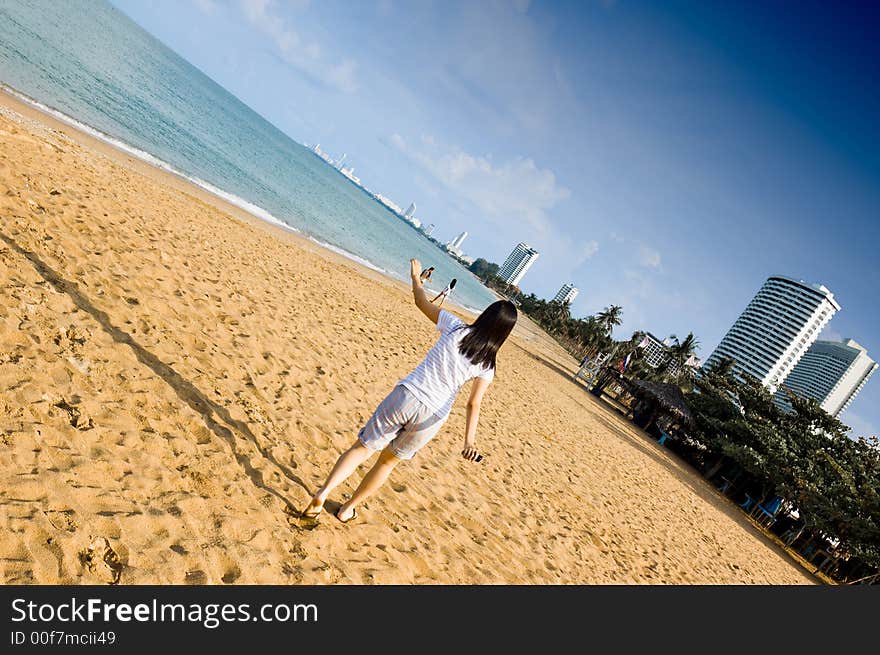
top-left (0, 0), bottom-right (497, 312)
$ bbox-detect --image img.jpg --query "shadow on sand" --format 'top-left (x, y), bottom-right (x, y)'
top-left (1, 230), bottom-right (311, 512)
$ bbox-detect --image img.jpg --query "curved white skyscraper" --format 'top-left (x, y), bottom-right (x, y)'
top-left (498, 243), bottom-right (540, 286)
top-left (445, 231), bottom-right (468, 255)
top-left (704, 275), bottom-right (841, 392)
top-left (775, 339), bottom-right (876, 417)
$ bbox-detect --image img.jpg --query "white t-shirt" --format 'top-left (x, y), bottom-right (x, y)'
top-left (399, 310), bottom-right (495, 417)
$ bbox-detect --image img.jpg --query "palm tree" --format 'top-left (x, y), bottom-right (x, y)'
top-left (658, 332), bottom-right (700, 385)
top-left (709, 356), bottom-right (736, 379)
top-left (547, 300), bottom-right (571, 325)
top-left (596, 305), bottom-right (623, 335)
top-left (576, 316), bottom-right (608, 358)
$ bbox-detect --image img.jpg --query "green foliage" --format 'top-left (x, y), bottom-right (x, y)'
top-left (468, 258), bottom-right (500, 280)
top-left (688, 365), bottom-right (880, 566)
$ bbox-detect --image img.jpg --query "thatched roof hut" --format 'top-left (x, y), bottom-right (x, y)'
top-left (628, 379), bottom-right (694, 426)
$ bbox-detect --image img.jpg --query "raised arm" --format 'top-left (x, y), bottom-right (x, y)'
top-left (462, 376), bottom-right (491, 461)
top-left (410, 258), bottom-right (441, 324)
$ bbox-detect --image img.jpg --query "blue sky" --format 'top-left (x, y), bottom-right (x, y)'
top-left (110, 0), bottom-right (880, 438)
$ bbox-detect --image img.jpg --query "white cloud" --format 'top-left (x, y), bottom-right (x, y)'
top-left (193, 0), bottom-right (218, 13)
top-left (578, 240), bottom-right (599, 264)
top-left (390, 134), bottom-right (569, 234)
top-left (819, 326), bottom-right (844, 343)
top-left (638, 245), bottom-right (662, 269)
top-left (238, 0), bottom-right (357, 93)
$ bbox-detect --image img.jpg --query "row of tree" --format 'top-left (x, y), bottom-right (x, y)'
top-left (686, 358), bottom-right (880, 570)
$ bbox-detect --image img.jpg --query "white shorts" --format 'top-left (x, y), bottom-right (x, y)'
top-left (358, 385), bottom-right (446, 460)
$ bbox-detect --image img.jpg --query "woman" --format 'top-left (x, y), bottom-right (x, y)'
top-left (301, 259), bottom-right (517, 523)
top-left (419, 266), bottom-right (435, 283)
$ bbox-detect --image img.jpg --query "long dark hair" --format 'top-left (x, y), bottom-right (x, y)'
top-left (457, 300), bottom-right (518, 369)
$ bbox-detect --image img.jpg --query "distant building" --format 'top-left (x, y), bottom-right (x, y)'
top-left (340, 165), bottom-right (360, 185)
top-left (374, 193), bottom-right (403, 215)
top-left (641, 333), bottom-right (672, 369)
top-left (639, 332), bottom-right (701, 375)
top-left (447, 231), bottom-right (468, 250)
top-left (404, 202), bottom-right (416, 218)
top-left (552, 283), bottom-right (579, 305)
top-left (498, 243), bottom-right (539, 286)
top-left (775, 339), bottom-right (877, 417)
top-left (424, 223), bottom-right (435, 237)
top-left (703, 275), bottom-right (840, 393)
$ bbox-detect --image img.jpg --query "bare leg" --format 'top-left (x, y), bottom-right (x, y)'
top-left (337, 448), bottom-right (401, 521)
top-left (302, 440), bottom-right (374, 516)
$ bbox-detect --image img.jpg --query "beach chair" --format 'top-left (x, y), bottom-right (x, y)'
top-left (750, 495), bottom-right (782, 528)
top-left (739, 494), bottom-right (757, 512)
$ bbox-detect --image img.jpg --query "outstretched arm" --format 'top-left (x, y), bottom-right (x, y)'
top-left (462, 376), bottom-right (491, 461)
top-left (410, 259), bottom-right (441, 324)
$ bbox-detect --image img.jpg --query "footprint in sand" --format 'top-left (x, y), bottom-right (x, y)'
top-left (220, 563), bottom-right (241, 584)
top-left (44, 509), bottom-right (78, 532)
top-left (79, 537), bottom-right (123, 585)
top-left (391, 483), bottom-right (407, 493)
top-left (586, 532), bottom-right (609, 553)
top-left (184, 569), bottom-right (207, 585)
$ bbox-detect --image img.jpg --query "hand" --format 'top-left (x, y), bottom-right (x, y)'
top-left (461, 446), bottom-right (482, 462)
top-left (410, 258), bottom-right (422, 281)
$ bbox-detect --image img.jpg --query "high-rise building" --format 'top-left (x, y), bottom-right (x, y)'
top-left (404, 203), bottom-right (416, 218)
top-left (775, 339), bottom-right (877, 417)
top-left (637, 333), bottom-right (701, 375)
top-left (642, 333), bottom-right (672, 369)
top-left (447, 231), bottom-right (468, 249)
top-left (424, 223), bottom-right (435, 237)
top-left (703, 275), bottom-right (841, 392)
top-left (498, 243), bottom-right (540, 286)
top-left (444, 231), bottom-right (468, 257)
top-left (552, 283), bottom-right (579, 305)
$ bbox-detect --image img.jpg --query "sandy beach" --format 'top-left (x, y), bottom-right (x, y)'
top-left (0, 92), bottom-right (814, 585)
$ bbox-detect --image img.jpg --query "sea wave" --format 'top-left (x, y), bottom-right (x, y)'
top-left (1, 84), bottom-right (301, 238)
top-left (305, 236), bottom-right (390, 276)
